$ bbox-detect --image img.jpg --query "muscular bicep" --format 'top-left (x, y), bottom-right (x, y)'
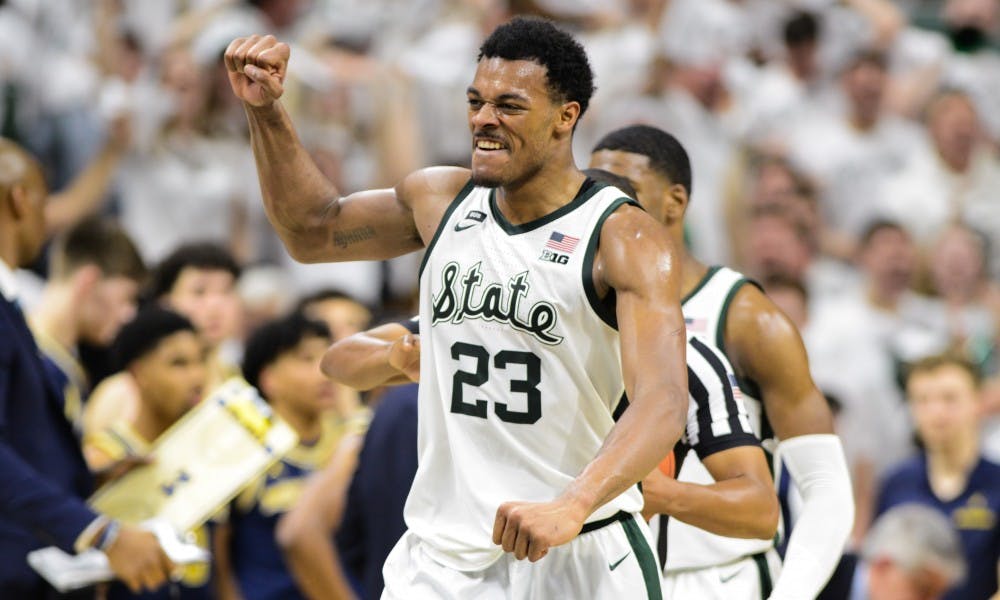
top-left (292, 167), bottom-right (469, 263)
top-left (599, 206), bottom-right (687, 408)
top-left (724, 286), bottom-right (833, 438)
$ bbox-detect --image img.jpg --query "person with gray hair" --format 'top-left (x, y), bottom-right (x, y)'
top-left (820, 503), bottom-right (965, 600)
top-left (860, 504), bottom-right (966, 600)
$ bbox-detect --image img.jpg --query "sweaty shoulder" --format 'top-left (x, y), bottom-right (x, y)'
top-left (723, 281), bottom-right (801, 360)
top-left (595, 203), bottom-right (676, 294)
top-left (398, 166), bottom-right (471, 245)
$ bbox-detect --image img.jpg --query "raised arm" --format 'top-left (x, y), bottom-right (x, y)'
top-left (724, 286), bottom-right (853, 599)
top-left (493, 205), bottom-right (688, 561)
top-left (223, 35), bottom-right (466, 263)
top-left (321, 322), bottom-right (419, 391)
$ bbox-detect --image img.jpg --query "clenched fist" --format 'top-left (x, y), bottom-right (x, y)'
top-left (388, 334), bottom-right (421, 383)
top-left (224, 34), bottom-right (291, 107)
top-left (492, 497), bottom-right (588, 562)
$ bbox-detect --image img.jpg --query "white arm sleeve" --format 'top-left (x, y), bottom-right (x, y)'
top-left (769, 434), bottom-right (854, 600)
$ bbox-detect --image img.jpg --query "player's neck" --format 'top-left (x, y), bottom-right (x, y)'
top-left (273, 402), bottom-right (322, 443)
top-left (495, 166), bottom-right (586, 225)
top-left (131, 403), bottom-right (172, 444)
top-left (680, 254), bottom-right (709, 298)
top-left (926, 435), bottom-right (979, 498)
top-left (31, 284), bottom-right (80, 351)
top-left (0, 233), bottom-right (19, 272)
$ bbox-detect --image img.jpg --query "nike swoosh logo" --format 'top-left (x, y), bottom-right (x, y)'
top-left (719, 567), bottom-right (744, 583)
top-left (609, 552), bottom-right (630, 571)
top-left (454, 222), bottom-right (479, 231)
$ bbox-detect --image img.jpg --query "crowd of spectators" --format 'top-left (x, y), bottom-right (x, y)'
top-left (2, 0), bottom-right (999, 598)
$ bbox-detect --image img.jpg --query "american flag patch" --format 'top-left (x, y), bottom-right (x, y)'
top-left (728, 374), bottom-right (743, 400)
top-left (546, 231), bottom-right (580, 253)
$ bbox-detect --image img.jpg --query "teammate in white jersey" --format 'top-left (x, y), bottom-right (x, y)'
top-left (225, 17), bottom-right (688, 599)
top-left (590, 125), bottom-right (854, 599)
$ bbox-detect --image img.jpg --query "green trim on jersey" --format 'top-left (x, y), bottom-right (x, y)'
top-left (715, 278), bottom-right (749, 352)
top-left (681, 265), bottom-right (722, 305)
top-left (418, 179), bottom-right (476, 278)
top-left (581, 197), bottom-right (640, 330)
top-left (715, 277), bottom-right (767, 412)
top-left (752, 551), bottom-right (774, 598)
top-left (487, 178), bottom-right (604, 235)
top-left (622, 515), bottom-right (663, 600)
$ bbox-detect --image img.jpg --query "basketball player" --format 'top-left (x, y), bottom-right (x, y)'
top-left (30, 217), bottom-right (145, 431)
top-left (590, 125), bottom-right (854, 599)
top-left (216, 312), bottom-right (360, 600)
top-left (226, 16), bottom-right (688, 598)
top-left (84, 307), bottom-right (212, 600)
top-left (303, 305), bottom-right (780, 598)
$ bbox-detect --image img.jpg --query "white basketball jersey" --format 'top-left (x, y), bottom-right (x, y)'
top-left (408, 179), bottom-right (642, 571)
top-left (662, 266), bottom-right (776, 571)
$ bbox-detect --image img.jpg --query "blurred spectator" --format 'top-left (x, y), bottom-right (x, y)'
top-left (875, 354), bottom-right (1000, 599)
top-left (296, 318), bottom-right (420, 600)
top-left (926, 224), bottom-right (998, 375)
top-left (819, 503), bottom-right (966, 600)
top-left (0, 136), bottom-right (172, 597)
top-left (83, 242), bottom-right (243, 439)
top-left (115, 48), bottom-right (252, 264)
top-left (809, 221), bottom-right (950, 539)
top-left (587, 24), bottom-right (737, 264)
top-left (297, 288), bottom-right (373, 417)
top-left (739, 203), bottom-right (858, 304)
top-left (216, 312), bottom-right (365, 600)
top-left (296, 289), bottom-right (373, 345)
top-left (84, 307), bottom-right (211, 600)
top-left (762, 274), bottom-right (810, 333)
top-left (785, 50), bottom-right (925, 260)
top-left (879, 89), bottom-right (1000, 277)
top-left (238, 264), bottom-right (296, 336)
top-left (29, 217), bottom-right (145, 430)
top-left (0, 3), bottom-right (997, 595)
top-left (731, 10), bottom-right (825, 144)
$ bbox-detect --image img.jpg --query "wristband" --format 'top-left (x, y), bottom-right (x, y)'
top-left (96, 519), bottom-right (122, 552)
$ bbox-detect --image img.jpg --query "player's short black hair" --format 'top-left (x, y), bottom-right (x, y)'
top-left (784, 11), bottom-right (820, 47)
top-left (113, 307), bottom-right (196, 370)
top-left (592, 125), bottom-right (693, 196)
top-left (241, 312), bottom-right (331, 394)
top-left (150, 242), bottom-right (242, 299)
top-left (582, 168), bottom-right (637, 200)
top-left (478, 16), bottom-right (595, 116)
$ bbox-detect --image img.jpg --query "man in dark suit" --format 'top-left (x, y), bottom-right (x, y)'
top-left (0, 138), bottom-right (174, 597)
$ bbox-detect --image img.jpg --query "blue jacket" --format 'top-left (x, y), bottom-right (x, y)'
top-left (0, 295), bottom-right (97, 595)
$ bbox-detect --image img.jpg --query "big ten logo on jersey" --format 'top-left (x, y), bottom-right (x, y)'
top-left (539, 248), bottom-right (569, 264)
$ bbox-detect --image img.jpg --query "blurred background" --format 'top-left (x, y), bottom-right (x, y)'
top-left (3, 0), bottom-right (999, 597)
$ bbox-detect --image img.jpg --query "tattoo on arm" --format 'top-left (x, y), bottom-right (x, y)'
top-left (332, 226), bottom-right (376, 249)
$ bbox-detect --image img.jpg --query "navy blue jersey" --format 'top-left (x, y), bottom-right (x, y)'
top-left (877, 454), bottom-right (1000, 600)
top-left (31, 327), bottom-right (89, 432)
top-left (337, 383), bottom-right (419, 600)
top-left (228, 420), bottom-right (343, 600)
